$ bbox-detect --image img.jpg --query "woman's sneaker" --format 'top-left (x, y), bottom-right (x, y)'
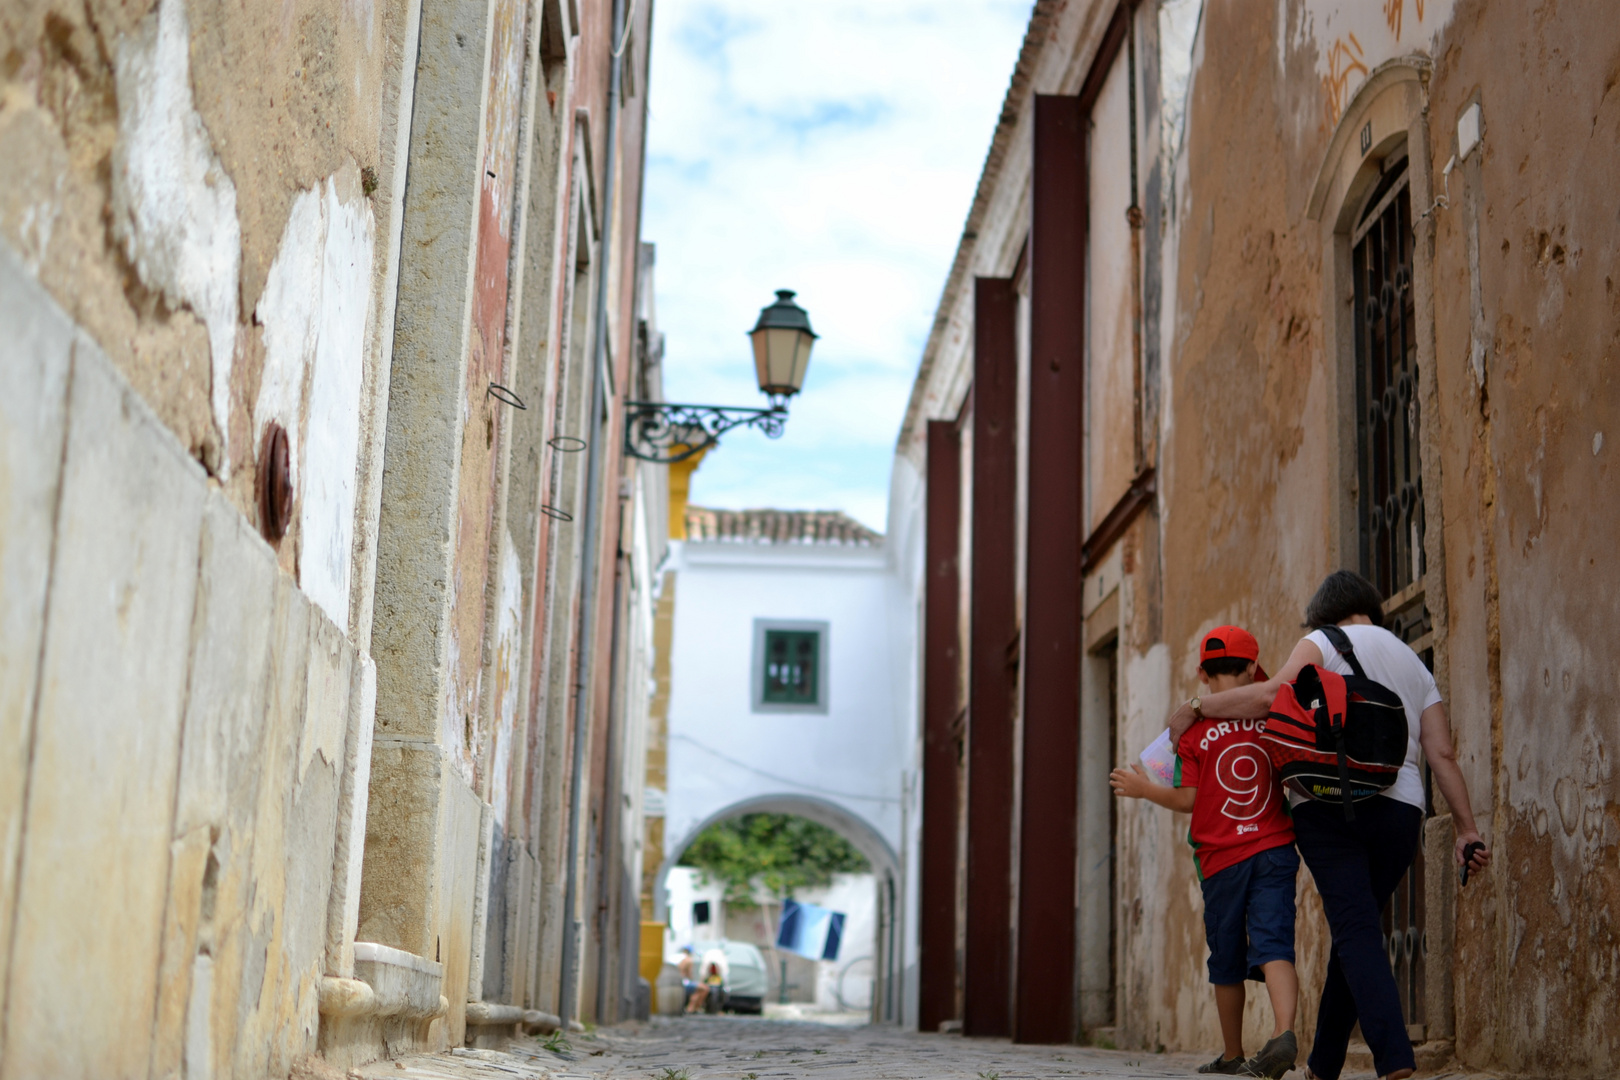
top-left (1241, 1031), bottom-right (1298, 1078)
top-left (1198, 1054), bottom-right (1248, 1074)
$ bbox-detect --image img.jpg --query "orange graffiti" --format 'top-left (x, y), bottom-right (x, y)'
top-left (1321, 32), bottom-right (1368, 128)
top-left (1383, 0), bottom-right (1428, 42)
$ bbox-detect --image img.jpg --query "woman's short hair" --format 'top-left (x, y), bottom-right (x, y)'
top-left (1304, 570), bottom-right (1386, 629)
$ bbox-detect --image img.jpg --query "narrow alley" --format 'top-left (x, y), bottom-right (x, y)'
top-left (2, 0), bottom-right (1615, 1078)
top-left (350, 1020), bottom-right (1509, 1080)
top-left (348, 1019), bottom-right (1310, 1080)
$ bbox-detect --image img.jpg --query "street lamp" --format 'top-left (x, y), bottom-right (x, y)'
top-left (624, 290), bottom-right (818, 463)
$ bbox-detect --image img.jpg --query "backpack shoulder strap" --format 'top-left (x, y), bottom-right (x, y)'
top-left (1318, 624), bottom-right (1367, 680)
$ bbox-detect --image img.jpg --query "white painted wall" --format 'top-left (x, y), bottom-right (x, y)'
top-left (663, 537), bottom-right (909, 864)
top-left (660, 524), bottom-right (921, 1021)
top-left (883, 453), bottom-right (925, 1030)
top-left (804, 873), bottom-right (878, 1012)
top-left (663, 866), bottom-right (727, 958)
top-left (255, 175), bottom-right (377, 632)
top-left (112, 0), bottom-right (240, 465)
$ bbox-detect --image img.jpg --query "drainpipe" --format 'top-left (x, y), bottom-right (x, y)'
top-left (595, 537), bottom-right (628, 1021)
top-left (1126, 5), bottom-right (1146, 473)
top-left (559, 0), bottom-right (626, 1027)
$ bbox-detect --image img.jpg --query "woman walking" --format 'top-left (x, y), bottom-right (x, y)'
top-left (1166, 571), bottom-right (1490, 1080)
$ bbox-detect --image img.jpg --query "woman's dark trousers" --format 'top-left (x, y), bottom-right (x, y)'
top-left (1293, 796), bottom-right (1422, 1080)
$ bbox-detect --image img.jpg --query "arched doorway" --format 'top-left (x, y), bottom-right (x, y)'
top-left (652, 794), bottom-right (903, 1023)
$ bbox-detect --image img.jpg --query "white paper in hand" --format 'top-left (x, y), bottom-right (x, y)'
top-left (1138, 729), bottom-right (1178, 786)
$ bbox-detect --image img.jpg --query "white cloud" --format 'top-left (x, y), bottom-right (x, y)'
top-left (644, 0), bottom-right (1031, 532)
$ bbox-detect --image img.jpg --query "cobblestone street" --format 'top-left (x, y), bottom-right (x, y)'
top-left (354, 1019), bottom-right (1498, 1080)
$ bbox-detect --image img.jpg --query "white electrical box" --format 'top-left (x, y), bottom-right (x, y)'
top-left (1457, 103), bottom-right (1482, 161)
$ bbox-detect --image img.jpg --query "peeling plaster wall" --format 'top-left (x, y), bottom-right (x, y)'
top-left (2, 0), bottom-right (412, 1070)
top-left (1170, 1), bottom-right (1620, 1073)
top-left (1417, 2), bottom-right (1620, 1072)
top-left (255, 171), bottom-right (377, 630)
top-left (1151, 3), bottom-right (1341, 1053)
top-left (896, 0), bottom-right (1617, 1072)
top-left (0, 0), bottom-right (391, 523)
top-left (111, 0), bottom-right (240, 467)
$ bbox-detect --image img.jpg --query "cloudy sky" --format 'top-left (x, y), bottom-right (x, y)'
top-left (642, 0), bottom-right (1032, 532)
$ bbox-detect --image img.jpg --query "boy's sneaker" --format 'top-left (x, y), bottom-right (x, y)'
top-left (1198, 1054), bottom-right (1248, 1075)
top-left (1241, 1031), bottom-right (1298, 1079)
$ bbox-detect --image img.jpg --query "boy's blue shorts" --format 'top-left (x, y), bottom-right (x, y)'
top-left (1200, 843), bottom-right (1299, 985)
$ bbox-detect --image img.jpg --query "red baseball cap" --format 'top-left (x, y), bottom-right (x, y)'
top-left (1200, 625), bottom-right (1268, 681)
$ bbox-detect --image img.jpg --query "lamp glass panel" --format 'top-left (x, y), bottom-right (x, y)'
top-left (790, 334), bottom-right (813, 393)
top-left (751, 331), bottom-right (771, 392)
top-left (776, 328), bottom-right (816, 392)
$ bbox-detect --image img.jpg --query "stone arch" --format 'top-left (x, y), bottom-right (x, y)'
top-left (652, 792), bottom-right (899, 922)
top-left (651, 793), bottom-right (903, 1022)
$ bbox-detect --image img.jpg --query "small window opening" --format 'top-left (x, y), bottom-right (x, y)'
top-left (762, 630), bottom-right (820, 706)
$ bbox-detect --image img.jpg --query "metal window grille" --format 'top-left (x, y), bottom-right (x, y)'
top-left (1352, 161), bottom-right (1430, 1033)
top-left (762, 630), bottom-right (819, 706)
top-left (1354, 165), bottom-right (1428, 615)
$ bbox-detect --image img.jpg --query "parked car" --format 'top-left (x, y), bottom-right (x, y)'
top-left (716, 940), bottom-right (767, 1015)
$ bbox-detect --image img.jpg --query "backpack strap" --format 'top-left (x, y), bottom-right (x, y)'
top-left (1317, 668), bottom-right (1356, 822)
top-left (1318, 624), bottom-right (1368, 681)
top-left (1302, 663), bottom-right (1354, 822)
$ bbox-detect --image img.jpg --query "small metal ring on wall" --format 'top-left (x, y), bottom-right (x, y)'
top-left (540, 505), bottom-right (573, 522)
top-left (258, 422), bottom-right (293, 543)
top-left (487, 383), bottom-right (527, 409)
top-left (547, 435), bottom-right (587, 452)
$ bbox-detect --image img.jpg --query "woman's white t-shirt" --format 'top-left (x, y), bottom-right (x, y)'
top-left (1295, 623), bottom-right (1441, 811)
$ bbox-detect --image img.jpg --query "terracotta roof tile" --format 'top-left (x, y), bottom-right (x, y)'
top-left (684, 506), bottom-right (882, 547)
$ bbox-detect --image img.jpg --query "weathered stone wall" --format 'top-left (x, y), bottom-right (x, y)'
top-left (1152, 0), bottom-right (1339, 1055)
top-left (1, 0), bottom-right (663, 1069)
top-left (1417, 3), bottom-right (1620, 1073)
top-left (0, 0), bottom-right (410, 632)
top-left (898, 0), bottom-right (1618, 1073)
top-left (0, 245), bottom-right (372, 1078)
top-left (1167, 1), bottom-right (1619, 1073)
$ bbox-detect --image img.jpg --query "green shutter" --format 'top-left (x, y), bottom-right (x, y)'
top-left (762, 630), bottom-right (819, 705)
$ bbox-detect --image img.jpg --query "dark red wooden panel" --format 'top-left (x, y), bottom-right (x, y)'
top-left (964, 276), bottom-right (1018, 1038)
top-left (1014, 92), bottom-right (1087, 1045)
top-left (920, 419), bottom-right (963, 1032)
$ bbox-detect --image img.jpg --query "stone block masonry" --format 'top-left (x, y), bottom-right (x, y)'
top-left (0, 0), bottom-right (665, 1069)
top-left (0, 245), bottom-right (365, 1079)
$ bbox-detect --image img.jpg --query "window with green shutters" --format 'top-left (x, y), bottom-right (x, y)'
top-left (762, 629), bottom-right (820, 706)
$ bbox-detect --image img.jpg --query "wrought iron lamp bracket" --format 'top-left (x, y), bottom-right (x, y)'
top-left (622, 399), bottom-right (789, 463)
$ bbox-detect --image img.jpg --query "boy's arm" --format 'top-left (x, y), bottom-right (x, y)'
top-left (1110, 764), bottom-right (1197, 813)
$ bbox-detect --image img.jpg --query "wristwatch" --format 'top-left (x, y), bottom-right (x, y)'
top-left (1188, 696), bottom-right (1203, 720)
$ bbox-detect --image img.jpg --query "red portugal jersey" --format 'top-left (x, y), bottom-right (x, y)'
top-left (1175, 717), bottom-right (1295, 880)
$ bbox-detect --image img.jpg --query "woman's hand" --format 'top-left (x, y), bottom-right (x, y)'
top-left (1167, 699), bottom-right (1199, 743)
top-left (1110, 764), bottom-right (1153, 799)
top-left (1455, 830), bottom-right (1490, 875)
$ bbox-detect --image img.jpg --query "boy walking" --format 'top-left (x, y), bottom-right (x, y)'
top-left (1111, 626), bottom-right (1300, 1078)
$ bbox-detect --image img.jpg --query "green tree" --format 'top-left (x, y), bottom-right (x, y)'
top-left (677, 813), bottom-right (869, 904)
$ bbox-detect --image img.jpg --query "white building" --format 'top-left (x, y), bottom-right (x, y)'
top-left (655, 506), bottom-right (919, 1022)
